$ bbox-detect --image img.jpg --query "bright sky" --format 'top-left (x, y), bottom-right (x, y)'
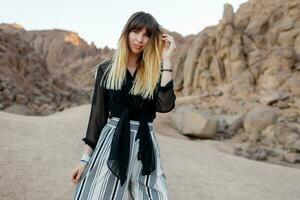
top-left (0, 0), bottom-right (248, 49)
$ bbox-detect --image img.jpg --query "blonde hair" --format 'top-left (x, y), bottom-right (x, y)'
top-left (100, 11), bottom-right (169, 100)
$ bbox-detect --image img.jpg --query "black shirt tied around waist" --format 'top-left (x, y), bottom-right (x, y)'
top-left (107, 107), bottom-right (156, 186)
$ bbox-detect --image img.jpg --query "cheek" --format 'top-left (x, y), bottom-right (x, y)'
top-left (143, 38), bottom-right (150, 46)
top-left (128, 34), bottom-right (134, 43)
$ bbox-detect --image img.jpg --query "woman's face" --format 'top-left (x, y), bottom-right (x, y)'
top-left (128, 26), bottom-right (150, 55)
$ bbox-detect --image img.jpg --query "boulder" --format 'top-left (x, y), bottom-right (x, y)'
top-left (172, 105), bottom-right (218, 139)
top-left (244, 105), bottom-right (277, 134)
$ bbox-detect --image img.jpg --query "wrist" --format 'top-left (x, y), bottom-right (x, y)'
top-left (161, 61), bottom-right (172, 70)
top-left (80, 153), bottom-right (91, 164)
top-left (162, 60), bottom-right (171, 65)
top-left (79, 161), bottom-right (89, 166)
top-left (162, 57), bottom-right (171, 63)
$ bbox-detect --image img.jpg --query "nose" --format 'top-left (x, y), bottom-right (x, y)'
top-left (136, 33), bottom-right (143, 42)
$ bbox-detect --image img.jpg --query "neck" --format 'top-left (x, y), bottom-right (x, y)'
top-left (127, 52), bottom-right (140, 69)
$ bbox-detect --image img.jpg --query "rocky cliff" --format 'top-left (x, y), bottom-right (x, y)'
top-left (171, 0), bottom-right (300, 167)
top-left (173, 0), bottom-right (300, 98)
top-left (0, 23), bottom-right (114, 115)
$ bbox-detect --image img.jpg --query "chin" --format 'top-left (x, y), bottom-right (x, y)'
top-left (131, 49), bottom-right (142, 55)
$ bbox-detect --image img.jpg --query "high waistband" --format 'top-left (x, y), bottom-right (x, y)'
top-left (107, 116), bottom-right (154, 131)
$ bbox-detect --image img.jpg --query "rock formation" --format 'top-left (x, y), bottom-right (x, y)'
top-left (171, 0), bottom-right (300, 167)
top-left (0, 23), bottom-right (114, 115)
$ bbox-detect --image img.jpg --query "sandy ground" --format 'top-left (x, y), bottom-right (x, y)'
top-left (1, 105), bottom-right (300, 200)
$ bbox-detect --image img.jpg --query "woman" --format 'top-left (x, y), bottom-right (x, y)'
top-left (71, 11), bottom-right (176, 200)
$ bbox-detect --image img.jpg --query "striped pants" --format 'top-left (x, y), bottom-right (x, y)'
top-left (74, 117), bottom-right (169, 200)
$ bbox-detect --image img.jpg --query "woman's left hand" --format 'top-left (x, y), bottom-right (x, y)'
top-left (161, 33), bottom-right (176, 62)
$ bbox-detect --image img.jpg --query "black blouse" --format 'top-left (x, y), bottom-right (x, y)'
top-left (82, 59), bottom-right (176, 185)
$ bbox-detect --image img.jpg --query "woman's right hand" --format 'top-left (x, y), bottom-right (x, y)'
top-left (71, 163), bottom-right (87, 184)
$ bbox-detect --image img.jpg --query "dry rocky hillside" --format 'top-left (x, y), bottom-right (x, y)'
top-left (170, 0), bottom-right (300, 168)
top-left (0, 23), bottom-right (114, 115)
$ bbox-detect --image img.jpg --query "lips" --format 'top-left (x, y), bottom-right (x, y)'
top-left (134, 44), bottom-right (142, 49)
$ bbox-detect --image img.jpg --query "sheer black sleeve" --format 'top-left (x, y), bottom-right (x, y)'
top-left (82, 65), bottom-right (109, 150)
top-left (155, 75), bottom-right (176, 113)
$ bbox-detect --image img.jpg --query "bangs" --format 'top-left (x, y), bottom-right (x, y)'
top-left (129, 14), bottom-right (159, 38)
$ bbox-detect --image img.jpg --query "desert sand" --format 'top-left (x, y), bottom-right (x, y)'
top-left (1, 105), bottom-right (300, 200)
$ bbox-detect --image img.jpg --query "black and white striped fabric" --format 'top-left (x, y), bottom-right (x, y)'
top-left (73, 117), bottom-right (169, 200)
